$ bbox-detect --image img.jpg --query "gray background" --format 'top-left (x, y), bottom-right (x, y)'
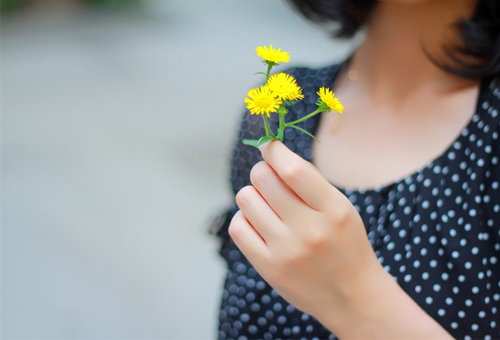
top-left (1, 1), bottom-right (357, 338)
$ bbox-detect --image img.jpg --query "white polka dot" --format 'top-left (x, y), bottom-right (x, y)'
top-left (218, 73), bottom-right (500, 338)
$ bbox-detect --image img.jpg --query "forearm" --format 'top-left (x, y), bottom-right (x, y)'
top-left (315, 267), bottom-right (455, 339)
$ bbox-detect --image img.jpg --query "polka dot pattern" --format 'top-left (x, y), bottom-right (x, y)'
top-left (208, 58), bottom-right (500, 339)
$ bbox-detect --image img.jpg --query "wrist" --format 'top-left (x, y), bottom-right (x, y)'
top-left (315, 266), bottom-right (454, 339)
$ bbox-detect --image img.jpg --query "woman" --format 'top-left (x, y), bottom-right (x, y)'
top-left (208, 0), bottom-right (500, 338)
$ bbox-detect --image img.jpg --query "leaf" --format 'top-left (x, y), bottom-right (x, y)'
top-left (289, 125), bottom-right (320, 143)
top-left (242, 139), bottom-right (260, 148)
top-left (254, 72), bottom-right (266, 75)
top-left (257, 136), bottom-right (277, 146)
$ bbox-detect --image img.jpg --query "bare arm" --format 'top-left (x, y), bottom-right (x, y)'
top-left (314, 267), bottom-right (454, 339)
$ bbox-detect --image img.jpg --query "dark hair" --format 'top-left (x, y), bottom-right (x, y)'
top-left (285, 0), bottom-right (500, 80)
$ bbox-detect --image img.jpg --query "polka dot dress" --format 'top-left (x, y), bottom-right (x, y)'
top-left (208, 56), bottom-right (500, 339)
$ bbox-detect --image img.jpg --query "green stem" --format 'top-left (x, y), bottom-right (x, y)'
top-left (265, 63), bottom-right (272, 83)
top-left (261, 115), bottom-right (269, 137)
top-left (285, 108), bottom-right (322, 127)
top-left (278, 109), bottom-right (285, 142)
top-left (261, 62), bottom-right (276, 138)
top-left (263, 115), bottom-right (275, 138)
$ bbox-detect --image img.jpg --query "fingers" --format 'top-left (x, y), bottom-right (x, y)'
top-left (250, 160), bottom-right (307, 223)
top-left (228, 210), bottom-right (271, 265)
top-left (259, 140), bottom-right (335, 211)
top-left (235, 185), bottom-right (286, 242)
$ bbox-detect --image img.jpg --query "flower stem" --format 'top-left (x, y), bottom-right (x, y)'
top-left (263, 114), bottom-right (275, 138)
top-left (285, 108), bottom-right (322, 127)
top-left (278, 109), bottom-right (285, 142)
top-left (261, 62), bottom-right (276, 138)
top-left (261, 115), bottom-right (269, 137)
top-left (265, 63), bottom-right (272, 83)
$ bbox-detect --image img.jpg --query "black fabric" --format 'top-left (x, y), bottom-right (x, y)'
top-left (209, 57), bottom-right (500, 339)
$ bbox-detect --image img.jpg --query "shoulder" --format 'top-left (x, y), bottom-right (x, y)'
top-left (275, 62), bottom-right (344, 118)
top-left (474, 75), bottom-right (500, 236)
top-left (279, 62), bottom-right (344, 121)
top-left (480, 74), bottom-right (500, 121)
top-left (479, 75), bottom-right (500, 152)
top-left (482, 74), bottom-right (500, 111)
top-left (282, 62), bottom-right (344, 92)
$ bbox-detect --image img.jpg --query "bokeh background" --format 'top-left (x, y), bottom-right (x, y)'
top-left (1, 0), bottom-right (359, 338)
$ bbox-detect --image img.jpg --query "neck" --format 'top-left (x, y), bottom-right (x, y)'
top-left (347, 0), bottom-right (479, 107)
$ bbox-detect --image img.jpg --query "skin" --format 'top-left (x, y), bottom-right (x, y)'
top-left (229, 0), bottom-right (480, 337)
top-left (313, 0), bottom-right (482, 190)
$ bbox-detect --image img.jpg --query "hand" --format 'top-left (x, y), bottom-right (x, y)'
top-left (229, 139), bottom-right (384, 321)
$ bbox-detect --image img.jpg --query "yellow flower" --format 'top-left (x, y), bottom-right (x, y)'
top-left (256, 44), bottom-right (290, 65)
top-left (266, 73), bottom-right (304, 101)
top-left (317, 87), bottom-right (344, 113)
top-left (244, 86), bottom-right (282, 117)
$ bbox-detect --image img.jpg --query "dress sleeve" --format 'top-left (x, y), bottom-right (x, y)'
top-left (481, 85), bottom-right (500, 267)
top-left (483, 118), bottom-right (500, 251)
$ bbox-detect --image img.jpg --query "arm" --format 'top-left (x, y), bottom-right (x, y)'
top-left (315, 266), bottom-right (454, 339)
top-left (229, 140), bottom-right (454, 339)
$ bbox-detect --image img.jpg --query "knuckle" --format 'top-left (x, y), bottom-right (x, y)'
top-left (325, 203), bottom-right (352, 227)
top-left (282, 162), bottom-right (308, 184)
top-left (305, 228), bottom-right (328, 247)
top-left (339, 209), bottom-right (352, 225)
top-left (250, 161), bottom-right (271, 187)
top-left (278, 249), bottom-right (302, 267)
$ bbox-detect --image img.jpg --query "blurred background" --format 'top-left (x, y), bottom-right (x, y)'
top-left (1, 0), bottom-right (359, 338)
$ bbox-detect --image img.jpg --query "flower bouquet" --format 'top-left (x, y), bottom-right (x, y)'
top-left (242, 45), bottom-right (344, 148)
